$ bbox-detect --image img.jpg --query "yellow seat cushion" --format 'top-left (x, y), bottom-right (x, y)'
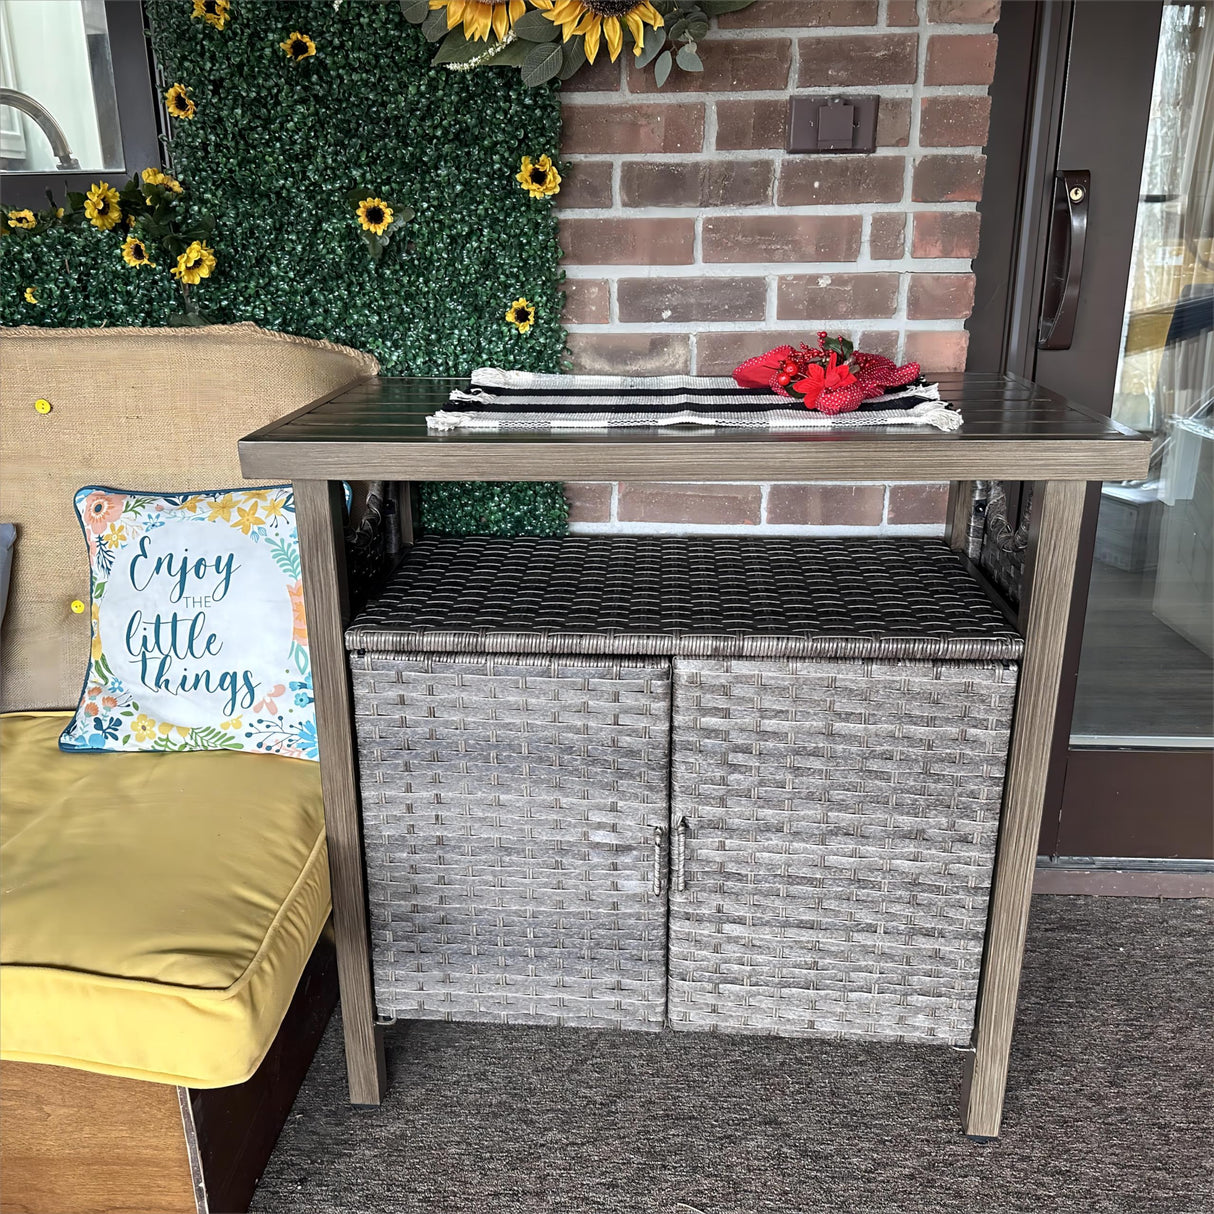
top-left (0, 712), bottom-right (329, 1088)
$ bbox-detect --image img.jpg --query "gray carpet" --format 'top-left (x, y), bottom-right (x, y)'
top-left (253, 897), bottom-right (1213, 1214)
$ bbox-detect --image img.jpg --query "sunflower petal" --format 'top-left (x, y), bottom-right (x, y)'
top-left (509, 0), bottom-right (526, 18)
top-left (582, 17), bottom-right (600, 63)
top-left (491, 2), bottom-right (509, 40)
top-left (604, 16), bottom-right (622, 61)
top-left (625, 12), bottom-right (645, 52)
top-left (446, 0), bottom-right (464, 29)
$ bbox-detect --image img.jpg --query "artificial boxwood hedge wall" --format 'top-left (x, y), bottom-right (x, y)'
top-left (0, 0), bottom-right (568, 536)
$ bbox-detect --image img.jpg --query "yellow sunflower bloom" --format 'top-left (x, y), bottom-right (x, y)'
top-left (516, 154), bottom-right (562, 199)
top-left (429, 0), bottom-right (526, 42)
top-left (166, 83), bottom-right (196, 119)
top-left (6, 209), bottom-right (36, 231)
top-left (533, 0), bottom-right (663, 63)
top-left (356, 197), bottom-right (394, 235)
top-left (122, 235), bottom-right (156, 268)
top-left (171, 240), bottom-right (216, 285)
top-left (280, 31), bottom-right (316, 61)
top-left (506, 297), bottom-right (536, 334)
top-left (84, 182), bottom-right (122, 231)
top-left (191, 0), bottom-right (230, 28)
top-left (23, 286), bottom-right (37, 304)
top-left (141, 167), bottom-right (184, 196)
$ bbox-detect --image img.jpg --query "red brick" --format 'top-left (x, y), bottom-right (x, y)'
top-left (778, 273), bottom-right (900, 321)
top-left (560, 55), bottom-right (624, 92)
top-left (798, 34), bottom-right (917, 87)
top-left (766, 484), bottom-right (885, 526)
top-left (561, 217), bottom-right (695, 265)
top-left (562, 103), bottom-right (704, 155)
top-left (721, 0), bottom-right (878, 25)
top-left (925, 33), bottom-right (998, 85)
top-left (555, 161), bottom-right (613, 209)
top-left (912, 210), bottom-right (981, 258)
top-left (887, 483), bottom-right (949, 525)
top-left (857, 329), bottom-right (902, 360)
top-left (927, 0), bottom-right (1000, 22)
top-left (869, 213), bottom-right (906, 260)
top-left (562, 279), bottom-right (610, 324)
top-left (905, 328), bottom-right (969, 371)
top-left (778, 155), bottom-right (904, 206)
top-left (908, 273), bottom-right (975, 319)
top-left (567, 332), bottom-right (691, 375)
top-left (629, 39), bottom-right (792, 93)
top-left (618, 276), bottom-right (767, 323)
top-left (703, 215), bottom-right (862, 263)
top-left (886, 0), bottom-right (920, 25)
top-left (920, 95), bottom-right (991, 147)
top-left (912, 154), bottom-right (986, 202)
top-left (695, 330), bottom-right (812, 376)
top-left (715, 98), bottom-right (788, 151)
top-left (565, 482), bottom-right (613, 524)
top-left (876, 97), bottom-right (912, 147)
top-left (618, 483), bottom-right (761, 526)
top-left (621, 159), bottom-right (773, 208)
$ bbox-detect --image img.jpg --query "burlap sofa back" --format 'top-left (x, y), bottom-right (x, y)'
top-left (0, 323), bottom-right (378, 711)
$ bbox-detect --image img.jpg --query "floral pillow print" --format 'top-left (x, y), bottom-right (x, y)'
top-left (60, 485), bottom-right (323, 760)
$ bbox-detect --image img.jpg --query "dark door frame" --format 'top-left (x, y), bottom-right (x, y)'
top-left (968, 0), bottom-right (1213, 859)
top-left (0, 0), bottom-right (162, 211)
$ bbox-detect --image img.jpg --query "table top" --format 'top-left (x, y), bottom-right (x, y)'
top-left (239, 372), bottom-right (1150, 483)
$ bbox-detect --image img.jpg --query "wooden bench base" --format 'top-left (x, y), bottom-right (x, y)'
top-left (0, 927), bottom-right (337, 1214)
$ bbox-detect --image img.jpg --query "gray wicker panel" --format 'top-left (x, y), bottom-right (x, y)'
top-left (346, 537), bottom-right (1023, 662)
top-left (668, 656), bottom-right (1018, 1046)
top-left (353, 652), bottom-right (672, 1030)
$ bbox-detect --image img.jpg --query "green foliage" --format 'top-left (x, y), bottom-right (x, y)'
top-left (1, 0), bottom-right (570, 536)
top-left (419, 480), bottom-right (568, 537)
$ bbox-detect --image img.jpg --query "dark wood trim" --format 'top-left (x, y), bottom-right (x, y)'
top-left (1033, 863), bottom-right (1214, 897)
top-left (0, 0), bottom-right (163, 210)
top-left (1056, 750), bottom-right (1214, 860)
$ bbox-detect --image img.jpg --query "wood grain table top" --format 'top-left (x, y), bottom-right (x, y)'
top-left (239, 372), bottom-right (1150, 483)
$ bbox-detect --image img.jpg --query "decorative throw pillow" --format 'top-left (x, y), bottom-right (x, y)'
top-left (60, 485), bottom-right (323, 759)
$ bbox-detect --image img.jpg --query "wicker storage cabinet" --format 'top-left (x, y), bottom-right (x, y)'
top-left (346, 536), bottom-right (1022, 1043)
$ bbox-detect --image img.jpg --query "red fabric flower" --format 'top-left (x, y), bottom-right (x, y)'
top-left (793, 353), bottom-right (856, 410)
top-left (732, 345), bottom-right (796, 394)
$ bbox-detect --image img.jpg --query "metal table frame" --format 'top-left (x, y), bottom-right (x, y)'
top-left (240, 372), bottom-right (1149, 1138)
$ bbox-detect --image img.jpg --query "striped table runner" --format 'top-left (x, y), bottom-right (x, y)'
top-left (427, 370), bottom-right (962, 433)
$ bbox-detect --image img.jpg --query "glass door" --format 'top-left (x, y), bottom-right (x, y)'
top-left (1069, 1), bottom-right (1214, 753)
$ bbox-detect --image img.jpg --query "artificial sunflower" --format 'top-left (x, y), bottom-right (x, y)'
top-left (6, 209), bottom-right (35, 230)
top-left (23, 286), bottom-right (37, 304)
top-left (506, 297), bottom-right (536, 334)
top-left (356, 197), bottom-right (393, 235)
top-left (165, 83), bottom-right (196, 120)
top-left (429, 0), bottom-right (526, 42)
top-left (280, 31), bottom-right (316, 61)
top-left (84, 182), bottom-right (122, 231)
top-left (171, 240), bottom-right (216, 285)
top-left (141, 167), bottom-right (183, 196)
top-left (533, 0), bottom-right (663, 63)
top-left (516, 154), bottom-right (561, 200)
top-left (191, 0), bottom-right (229, 29)
top-left (122, 235), bottom-right (156, 268)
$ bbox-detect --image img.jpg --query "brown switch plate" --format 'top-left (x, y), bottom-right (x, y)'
top-left (787, 95), bottom-right (879, 154)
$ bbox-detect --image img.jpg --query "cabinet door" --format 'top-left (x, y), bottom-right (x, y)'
top-left (353, 653), bottom-right (671, 1030)
top-left (667, 656), bottom-right (1016, 1045)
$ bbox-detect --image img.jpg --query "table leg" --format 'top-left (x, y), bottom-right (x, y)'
top-left (946, 480), bottom-right (975, 553)
top-left (294, 479), bottom-right (386, 1107)
top-left (962, 478), bottom-right (1086, 1139)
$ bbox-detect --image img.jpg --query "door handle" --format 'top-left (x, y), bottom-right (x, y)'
top-left (1038, 169), bottom-right (1090, 350)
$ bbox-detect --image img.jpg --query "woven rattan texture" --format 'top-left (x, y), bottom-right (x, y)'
top-left (345, 537), bottom-right (1023, 662)
top-left (352, 653), bottom-right (673, 1029)
top-left (668, 656), bottom-right (1018, 1046)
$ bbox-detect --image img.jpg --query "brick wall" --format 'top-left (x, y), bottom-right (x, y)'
top-left (556, 0), bottom-right (998, 534)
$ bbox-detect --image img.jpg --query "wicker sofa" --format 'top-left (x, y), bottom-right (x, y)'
top-left (0, 324), bottom-right (378, 1214)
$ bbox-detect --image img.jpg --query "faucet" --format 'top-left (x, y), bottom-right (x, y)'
top-left (0, 87), bottom-right (80, 170)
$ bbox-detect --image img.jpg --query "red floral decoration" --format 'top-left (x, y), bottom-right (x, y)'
top-left (733, 333), bottom-right (921, 414)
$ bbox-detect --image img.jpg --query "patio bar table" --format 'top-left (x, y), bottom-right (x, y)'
top-left (239, 371), bottom-right (1149, 1138)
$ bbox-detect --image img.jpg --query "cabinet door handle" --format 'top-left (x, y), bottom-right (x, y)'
top-left (674, 818), bottom-right (688, 893)
top-left (1037, 169), bottom-right (1090, 350)
top-left (652, 825), bottom-right (664, 896)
